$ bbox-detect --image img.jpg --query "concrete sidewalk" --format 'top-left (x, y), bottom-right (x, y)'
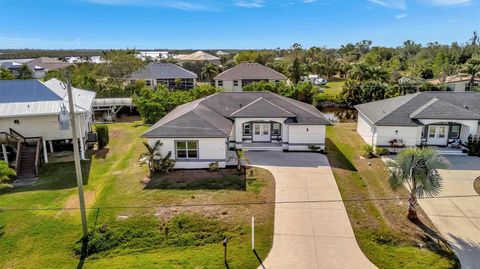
top-left (246, 152), bottom-right (376, 269)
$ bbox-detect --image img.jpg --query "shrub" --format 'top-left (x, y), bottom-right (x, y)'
top-left (375, 147), bottom-right (389, 156)
top-left (467, 135), bottom-right (480, 156)
top-left (95, 124), bottom-right (109, 149)
top-left (157, 151), bottom-right (176, 174)
top-left (362, 144), bottom-right (374, 158)
top-left (208, 161), bottom-right (220, 172)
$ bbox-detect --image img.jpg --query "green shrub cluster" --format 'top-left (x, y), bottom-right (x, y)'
top-left (74, 214), bottom-right (237, 257)
top-left (467, 136), bottom-right (480, 156)
top-left (95, 124), bottom-right (109, 149)
top-left (375, 147), bottom-right (389, 156)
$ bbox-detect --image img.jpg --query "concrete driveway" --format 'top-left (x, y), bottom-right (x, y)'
top-left (245, 151), bottom-right (376, 269)
top-left (418, 156), bottom-right (480, 269)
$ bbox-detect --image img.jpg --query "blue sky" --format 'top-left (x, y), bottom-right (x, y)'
top-left (0, 0), bottom-right (479, 49)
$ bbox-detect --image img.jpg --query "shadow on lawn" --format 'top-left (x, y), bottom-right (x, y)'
top-left (0, 159), bottom-right (92, 196)
top-left (413, 219), bottom-right (461, 268)
top-left (325, 138), bottom-right (357, 172)
top-left (144, 169), bottom-right (247, 191)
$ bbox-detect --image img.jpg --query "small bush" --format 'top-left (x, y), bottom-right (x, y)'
top-left (95, 124), bottom-right (109, 149)
top-left (375, 147), bottom-right (389, 156)
top-left (362, 144), bottom-right (374, 158)
top-left (208, 161), bottom-right (220, 172)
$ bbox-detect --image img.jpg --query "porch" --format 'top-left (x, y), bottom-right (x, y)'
top-left (421, 121), bottom-right (478, 147)
top-left (241, 142), bottom-right (283, 151)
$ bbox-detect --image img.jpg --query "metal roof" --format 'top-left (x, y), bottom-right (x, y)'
top-left (0, 79), bottom-right (96, 118)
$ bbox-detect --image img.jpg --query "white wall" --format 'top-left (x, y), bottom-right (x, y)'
top-left (147, 137), bottom-right (227, 169)
top-left (357, 113), bottom-right (374, 145)
top-left (216, 79), bottom-right (286, 92)
top-left (288, 125), bottom-right (326, 150)
top-left (233, 118), bottom-right (287, 146)
top-left (0, 113), bottom-right (91, 141)
top-left (374, 126), bottom-right (422, 147)
top-left (419, 119), bottom-right (479, 139)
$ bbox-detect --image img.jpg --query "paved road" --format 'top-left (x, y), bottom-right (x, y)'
top-left (418, 155), bottom-right (480, 269)
top-left (245, 151), bottom-right (376, 269)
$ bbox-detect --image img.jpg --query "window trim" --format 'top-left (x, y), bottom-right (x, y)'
top-left (233, 80), bottom-right (239, 86)
top-left (217, 80), bottom-right (223, 87)
top-left (175, 140), bottom-right (199, 160)
top-left (272, 122), bottom-right (281, 136)
top-left (243, 122), bottom-right (251, 136)
top-left (450, 125), bottom-right (460, 139)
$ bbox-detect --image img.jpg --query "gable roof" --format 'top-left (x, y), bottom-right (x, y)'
top-left (127, 63), bottom-right (197, 80)
top-left (0, 79), bottom-right (96, 118)
top-left (142, 91), bottom-right (331, 138)
top-left (229, 97), bottom-right (295, 118)
top-left (177, 51), bottom-right (220, 61)
top-left (27, 57), bottom-right (72, 71)
top-left (430, 74), bottom-right (480, 84)
top-left (355, 92), bottom-right (480, 126)
top-left (214, 63), bottom-right (287, 81)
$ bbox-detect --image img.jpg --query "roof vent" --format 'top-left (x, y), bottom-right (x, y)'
top-left (464, 105), bottom-right (469, 109)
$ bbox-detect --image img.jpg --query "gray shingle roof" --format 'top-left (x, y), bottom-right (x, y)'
top-left (355, 92), bottom-right (480, 126)
top-left (142, 91), bottom-right (331, 138)
top-left (127, 63), bottom-right (197, 80)
top-left (214, 63), bottom-right (287, 81)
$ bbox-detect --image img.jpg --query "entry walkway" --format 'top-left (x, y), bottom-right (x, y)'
top-left (245, 151), bottom-right (376, 269)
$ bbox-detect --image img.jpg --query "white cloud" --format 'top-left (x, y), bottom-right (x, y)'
top-left (424, 0), bottom-right (472, 6)
top-left (396, 13), bottom-right (407, 18)
top-left (234, 0), bottom-right (265, 8)
top-left (83, 0), bottom-right (215, 10)
top-left (368, 0), bottom-right (407, 10)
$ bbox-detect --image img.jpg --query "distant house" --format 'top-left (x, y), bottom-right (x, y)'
top-left (176, 50), bottom-right (220, 65)
top-left (430, 74), bottom-right (480, 92)
top-left (126, 63), bottom-right (198, 89)
top-left (214, 63), bottom-right (288, 92)
top-left (1, 61), bottom-right (45, 79)
top-left (355, 92), bottom-right (480, 151)
top-left (0, 79), bottom-right (95, 177)
top-left (142, 91), bottom-right (331, 169)
top-left (216, 50), bottom-right (229, 57)
top-left (136, 51), bottom-right (169, 61)
top-left (26, 57), bottom-right (73, 72)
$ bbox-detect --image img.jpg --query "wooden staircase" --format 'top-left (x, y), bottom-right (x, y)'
top-left (17, 145), bottom-right (38, 178)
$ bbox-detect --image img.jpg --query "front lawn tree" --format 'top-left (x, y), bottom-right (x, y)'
top-left (139, 140), bottom-right (175, 174)
top-left (201, 63), bottom-right (219, 82)
top-left (228, 149), bottom-right (250, 172)
top-left (0, 160), bottom-right (16, 190)
top-left (385, 148), bottom-right (449, 221)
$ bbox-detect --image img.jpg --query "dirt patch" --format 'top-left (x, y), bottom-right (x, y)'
top-left (474, 177), bottom-right (480, 195)
top-left (63, 191), bottom-right (95, 210)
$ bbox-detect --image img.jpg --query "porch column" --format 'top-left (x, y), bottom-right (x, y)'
top-left (42, 139), bottom-right (48, 163)
top-left (49, 140), bottom-right (54, 153)
top-left (1, 144), bottom-right (8, 163)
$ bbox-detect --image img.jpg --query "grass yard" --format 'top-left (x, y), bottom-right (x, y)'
top-left (326, 123), bottom-right (459, 269)
top-left (316, 79), bottom-right (346, 102)
top-left (0, 123), bottom-right (274, 269)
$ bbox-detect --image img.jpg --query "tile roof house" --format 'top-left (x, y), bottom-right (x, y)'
top-left (142, 91), bottom-right (331, 169)
top-left (355, 92), bottom-right (480, 150)
top-left (27, 57), bottom-right (73, 72)
top-left (126, 63), bottom-right (198, 89)
top-left (430, 74), bottom-right (480, 92)
top-left (214, 63), bottom-right (288, 92)
top-left (0, 79), bottom-right (95, 176)
top-left (176, 50), bottom-right (220, 65)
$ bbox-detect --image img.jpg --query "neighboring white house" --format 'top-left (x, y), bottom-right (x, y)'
top-left (142, 92), bottom-right (331, 169)
top-left (0, 79), bottom-right (95, 176)
top-left (126, 63), bottom-right (198, 89)
top-left (355, 92), bottom-right (480, 150)
top-left (0, 61), bottom-right (46, 79)
top-left (430, 74), bottom-right (480, 92)
top-left (214, 63), bottom-right (288, 92)
top-left (136, 51), bottom-right (169, 61)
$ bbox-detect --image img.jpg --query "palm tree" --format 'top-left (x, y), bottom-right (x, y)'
top-left (347, 63), bottom-right (371, 81)
top-left (139, 140), bottom-right (163, 173)
top-left (201, 63), bottom-right (219, 82)
top-left (229, 149), bottom-right (251, 172)
top-left (0, 161), bottom-right (16, 190)
top-left (462, 58), bottom-right (480, 87)
top-left (385, 148), bottom-right (449, 221)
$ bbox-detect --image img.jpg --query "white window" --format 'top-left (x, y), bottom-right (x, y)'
top-left (254, 124), bottom-right (260, 135)
top-left (428, 127), bottom-right (436, 138)
top-left (145, 80), bottom-right (151, 86)
top-left (243, 123), bottom-right (251, 136)
top-left (451, 125), bottom-right (460, 139)
top-left (175, 141), bottom-right (198, 159)
top-left (218, 80), bottom-right (223, 87)
top-left (272, 123), bottom-right (281, 135)
top-left (233, 80), bottom-right (239, 86)
top-left (438, 126), bottom-right (446, 138)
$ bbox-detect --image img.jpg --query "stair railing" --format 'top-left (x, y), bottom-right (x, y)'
top-left (34, 137), bottom-right (43, 177)
top-left (15, 142), bottom-right (22, 175)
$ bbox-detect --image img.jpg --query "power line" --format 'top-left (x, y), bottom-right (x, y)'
top-left (1, 194), bottom-right (478, 213)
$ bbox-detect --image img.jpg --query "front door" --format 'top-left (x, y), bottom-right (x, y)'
top-left (427, 125), bottom-right (449, 145)
top-left (253, 123), bottom-right (270, 142)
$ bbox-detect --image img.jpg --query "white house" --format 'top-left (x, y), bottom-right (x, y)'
top-left (0, 79), bottom-right (95, 177)
top-left (355, 92), bottom-right (480, 150)
top-left (214, 63), bottom-right (288, 92)
top-left (430, 74), bottom-right (480, 92)
top-left (142, 92), bottom-right (331, 169)
top-left (126, 63), bottom-right (197, 89)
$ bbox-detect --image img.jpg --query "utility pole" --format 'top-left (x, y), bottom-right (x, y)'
top-left (66, 73), bottom-right (89, 239)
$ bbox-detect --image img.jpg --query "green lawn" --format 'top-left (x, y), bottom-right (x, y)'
top-left (315, 79), bottom-right (345, 102)
top-left (0, 123), bottom-right (274, 269)
top-left (326, 124), bottom-right (459, 269)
